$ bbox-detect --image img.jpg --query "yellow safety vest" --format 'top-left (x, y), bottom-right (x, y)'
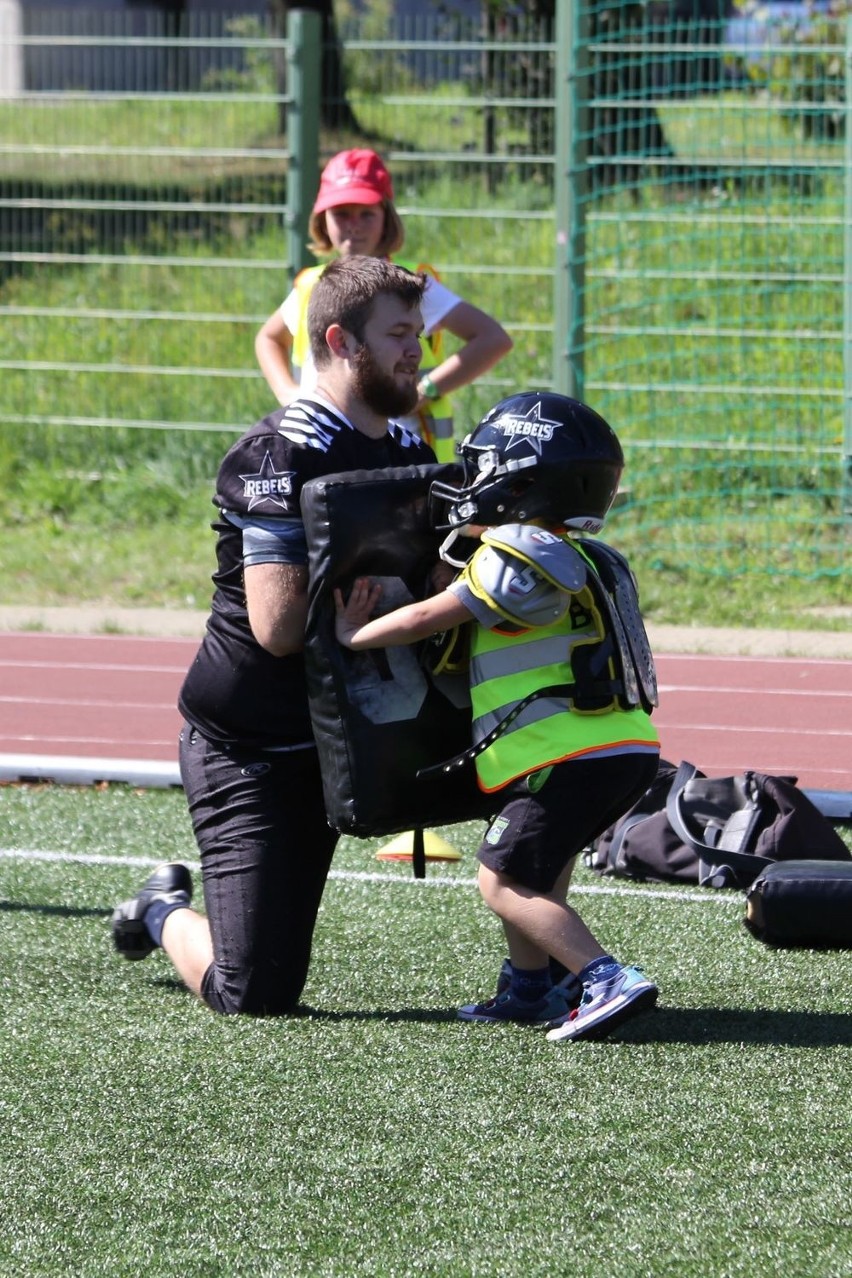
top-left (464, 542), bottom-right (660, 792)
top-left (289, 260), bottom-right (456, 462)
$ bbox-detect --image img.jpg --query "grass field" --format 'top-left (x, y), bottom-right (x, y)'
top-left (2, 782), bottom-right (851, 1277)
top-left (2, 78), bottom-right (851, 626)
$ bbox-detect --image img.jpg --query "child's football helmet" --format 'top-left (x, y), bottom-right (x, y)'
top-left (430, 391), bottom-right (624, 534)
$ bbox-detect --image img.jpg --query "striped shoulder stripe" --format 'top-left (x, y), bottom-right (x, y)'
top-left (388, 421), bottom-right (430, 450)
top-left (275, 399), bottom-right (350, 451)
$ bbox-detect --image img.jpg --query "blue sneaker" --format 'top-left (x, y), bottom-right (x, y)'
top-left (495, 957), bottom-right (584, 1010)
top-left (546, 965), bottom-right (658, 1042)
top-left (458, 984), bottom-right (574, 1025)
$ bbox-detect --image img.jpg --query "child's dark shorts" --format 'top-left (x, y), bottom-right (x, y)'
top-left (477, 751), bottom-right (660, 893)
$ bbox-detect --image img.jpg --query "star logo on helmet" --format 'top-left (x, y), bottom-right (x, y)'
top-left (239, 452), bottom-right (296, 510)
top-left (492, 402), bottom-right (561, 453)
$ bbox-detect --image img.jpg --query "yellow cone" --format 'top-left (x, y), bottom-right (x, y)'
top-left (375, 829), bottom-right (462, 862)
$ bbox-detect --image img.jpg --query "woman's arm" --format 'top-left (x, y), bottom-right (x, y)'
top-left (416, 299), bottom-right (513, 407)
top-left (335, 578), bottom-right (472, 650)
top-left (254, 309), bottom-right (301, 407)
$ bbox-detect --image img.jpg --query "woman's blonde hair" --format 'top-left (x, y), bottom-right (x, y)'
top-left (308, 198), bottom-right (405, 259)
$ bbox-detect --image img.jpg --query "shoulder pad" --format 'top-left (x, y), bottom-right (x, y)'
top-left (576, 536), bottom-right (658, 712)
top-left (482, 525), bottom-right (587, 593)
top-left (467, 540), bottom-right (571, 628)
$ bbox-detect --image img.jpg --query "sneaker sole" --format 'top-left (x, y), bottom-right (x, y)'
top-left (458, 997), bottom-right (570, 1025)
top-left (111, 908), bottom-right (156, 961)
top-left (546, 984), bottom-right (658, 1043)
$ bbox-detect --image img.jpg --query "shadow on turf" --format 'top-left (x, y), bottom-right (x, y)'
top-left (0, 900), bottom-right (108, 919)
top-left (614, 1005), bottom-right (852, 1047)
top-left (287, 1005), bottom-right (461, 1024)
top-left (60, 966), bottom-right (852, 1042)
top-left (239, 1004), bottom-right (852, 1043)
top-left (142, 980), bottom-right (461, 1021)
top-left (143, 985), bottom-right (465, 1022)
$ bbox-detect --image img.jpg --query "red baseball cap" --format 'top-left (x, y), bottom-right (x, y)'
top-left (312, 149), bottom-right (394, 215)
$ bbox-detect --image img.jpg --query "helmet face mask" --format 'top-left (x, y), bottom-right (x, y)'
top-left (430, 391), bottom-right (624, 538)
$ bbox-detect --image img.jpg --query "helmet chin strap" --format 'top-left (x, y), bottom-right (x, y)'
top-left (438, 528), bottom-right (478, 568)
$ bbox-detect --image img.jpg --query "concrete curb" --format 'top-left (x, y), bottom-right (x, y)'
top-left (0, 605), bottom-right (851, 659)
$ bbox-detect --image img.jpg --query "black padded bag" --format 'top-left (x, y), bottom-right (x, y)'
top-left (301, 464), bottom-right (491, 839)
top-left (745, 860), bottom-right (852, 947)
top-left (587, 758), bottom-right (851, 889)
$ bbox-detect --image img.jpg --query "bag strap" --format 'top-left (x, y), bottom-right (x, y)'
top-left (665, 762), bottom-right (776, 885)
top-left (607, 812), bottom-right (655, 874)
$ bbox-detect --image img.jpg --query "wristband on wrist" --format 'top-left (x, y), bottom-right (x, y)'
top-left (418, 373), bottom-right (440, 401)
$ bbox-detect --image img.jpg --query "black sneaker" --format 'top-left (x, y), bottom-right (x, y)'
top-left (458, 985), bottom-right (574, 1025)
top-left (111, 862), bottom-right (193, 961)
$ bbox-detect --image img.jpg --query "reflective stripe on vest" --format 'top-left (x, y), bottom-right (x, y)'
top-left (468, 582), bottom-right (658, 792)
top-left (408, 408), bottom-right (455, 462)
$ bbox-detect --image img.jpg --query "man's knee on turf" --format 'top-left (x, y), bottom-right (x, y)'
top-left (200, 965), bottom-right (305, 1017)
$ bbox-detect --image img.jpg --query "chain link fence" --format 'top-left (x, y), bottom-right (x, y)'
top-left (0, 3), bottom-right (848, 602)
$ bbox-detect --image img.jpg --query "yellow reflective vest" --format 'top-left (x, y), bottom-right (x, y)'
top-left (463, 539), bottom-right (660, 792)
top-left (289, 260), bottom-right (455, 461)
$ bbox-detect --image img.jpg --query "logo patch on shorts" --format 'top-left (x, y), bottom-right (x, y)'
top-left (241, 762), bottom-right (272, 777)
top-left (485, 816), bottom-right (510, 845)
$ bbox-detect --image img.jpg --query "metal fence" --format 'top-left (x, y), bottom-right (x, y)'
top-left (0, 3), bottom-right (848, 596)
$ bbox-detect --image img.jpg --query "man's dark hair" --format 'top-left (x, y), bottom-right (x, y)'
top-left (308, 256), bottom-right (426, 367)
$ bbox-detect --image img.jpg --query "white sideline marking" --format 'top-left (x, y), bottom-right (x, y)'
top-left (0, 694), bottom-right (176, 711)
top-left (0, 846), bottom-right (741, 906)
top-left (653, 721), bottom-right (851, 739)
top-left (0, 659), bottom-right (187, 674)
top-left (658, 683), bottom-right (852, 699)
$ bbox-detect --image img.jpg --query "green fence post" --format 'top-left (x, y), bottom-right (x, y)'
top-left (845, 16), bottom-right (852, 516)
top-left (286, 8), bottom-right (321, 281)
top-left (552, 0), bottom-right (588, 398)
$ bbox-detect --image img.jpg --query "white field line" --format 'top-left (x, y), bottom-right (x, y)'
top-left (0, 696), bottom-right (176, 712)
top-left (0, 659), bottom-right (187, 674)
top-left (0, 846), bottom-right (741, 906)
top-left (658, 684), bottom-right (852, 699)
top-left (654, 721), bottom-right (852, 738)
top-left (658, 654), bottom-right (852, 668)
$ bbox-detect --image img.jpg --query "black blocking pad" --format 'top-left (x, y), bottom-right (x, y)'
top-left (301, 464), bottom-right (492, 837)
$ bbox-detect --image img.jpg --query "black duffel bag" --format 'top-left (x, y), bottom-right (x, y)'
top-left (586, 759), bottom-right (851, 890)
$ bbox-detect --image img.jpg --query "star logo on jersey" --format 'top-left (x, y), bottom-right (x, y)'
top-left (239, 452), bottom-right (296, 511)
top-left (492, 402), bottom-right (560, 453)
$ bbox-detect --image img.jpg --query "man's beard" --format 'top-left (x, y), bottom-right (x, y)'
top-left (351, 343), bottom-right (419, 419)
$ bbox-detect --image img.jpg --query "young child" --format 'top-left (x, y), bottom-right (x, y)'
top-left (255, 147), bottom-right (512, 461)
top-left (334, 391), bottom-right (661, 1043)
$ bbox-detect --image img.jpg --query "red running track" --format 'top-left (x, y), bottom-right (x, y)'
top-left (0, 631), bottom-right (850, 792)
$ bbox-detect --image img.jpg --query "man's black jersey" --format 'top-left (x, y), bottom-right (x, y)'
top-left (179, 395), bottom-right (435, 749)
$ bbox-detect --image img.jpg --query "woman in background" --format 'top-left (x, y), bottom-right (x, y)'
top-left (255, 148), bottom-right (512, 460)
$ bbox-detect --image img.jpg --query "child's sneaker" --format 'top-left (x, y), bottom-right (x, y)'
top-left (458, 984), bottom-right (573, 1025)
top-left (494, 958), bottom-right (584, 1009)
top-left (546, 965), bottom-right (658, 1043)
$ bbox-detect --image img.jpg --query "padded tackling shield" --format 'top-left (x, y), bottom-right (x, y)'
top-left (301, 464), bottom-right (491, 838)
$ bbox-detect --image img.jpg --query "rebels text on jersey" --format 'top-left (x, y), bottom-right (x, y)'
top-left (178, 396), bottom-right (434, 750)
